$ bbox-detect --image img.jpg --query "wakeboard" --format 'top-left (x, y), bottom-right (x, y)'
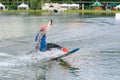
top-left (52, 48), bottom-right (80, 60)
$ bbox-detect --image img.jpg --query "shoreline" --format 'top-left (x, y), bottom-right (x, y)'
top-left (0, 10), bottom-right (120, 14)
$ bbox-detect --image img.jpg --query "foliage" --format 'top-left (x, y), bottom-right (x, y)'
top-left (0, 0), bottom-right (119, 10)
top-left (30, 0), bottom-right (40, 10)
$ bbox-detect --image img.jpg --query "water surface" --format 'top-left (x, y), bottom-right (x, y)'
top-left (0, 12), bottom-right (120, 80)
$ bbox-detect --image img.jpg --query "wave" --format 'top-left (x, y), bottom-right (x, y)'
top-left (0, 52), bottom-right (14, 58)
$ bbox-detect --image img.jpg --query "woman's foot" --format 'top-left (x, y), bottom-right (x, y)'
top-left (61, 47), bottom-right (69, 53)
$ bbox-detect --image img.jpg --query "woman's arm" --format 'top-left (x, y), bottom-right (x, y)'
top-left (48, 20), bottom-right (53, 25)
top-left (46, 20), bottom-right (53, 32)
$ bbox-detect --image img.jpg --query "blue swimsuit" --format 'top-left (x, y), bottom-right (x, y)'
top-left (35, 31), bottom-right (47, 52)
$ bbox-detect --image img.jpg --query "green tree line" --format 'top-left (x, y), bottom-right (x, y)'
top-left (0, 0), bottom-right (119, 10)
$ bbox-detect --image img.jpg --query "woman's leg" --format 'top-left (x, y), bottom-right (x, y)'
top-left (46, 43), bottom-right (69, 52)
top-left (46, 43), bottom-right (62, 50)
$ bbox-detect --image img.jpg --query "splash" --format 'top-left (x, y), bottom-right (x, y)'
top-left (0, 49), bottom-right (64, 67)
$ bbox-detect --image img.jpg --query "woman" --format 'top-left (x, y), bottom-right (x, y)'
top-left (35, 20), bottom-right (69, 52)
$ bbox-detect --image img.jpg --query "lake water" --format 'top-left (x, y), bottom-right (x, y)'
top-left (0, 12), bottom-right (120, 80)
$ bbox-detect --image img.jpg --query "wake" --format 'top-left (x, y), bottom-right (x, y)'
top-left (0, 49), bottom-right (64, 67)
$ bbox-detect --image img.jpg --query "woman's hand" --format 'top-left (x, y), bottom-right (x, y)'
top-left (50, 20), bottom-right (53, 25)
